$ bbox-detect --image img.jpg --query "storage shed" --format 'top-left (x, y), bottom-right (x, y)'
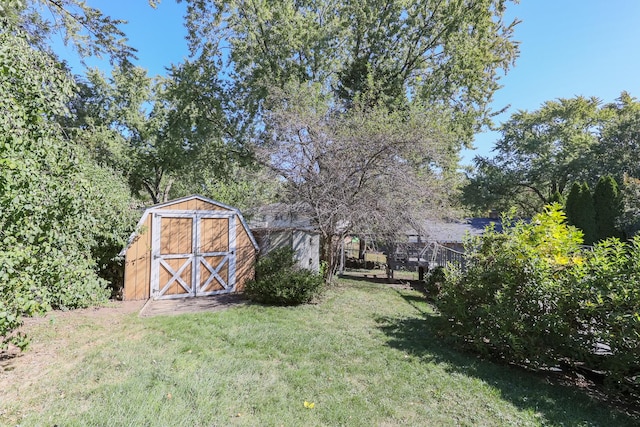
top-left (251, 228), bottom-right (321, 272)
top-left (247, 203), bottom-right (321, 272)
top-left (122, 195), bottom-right (258, 300)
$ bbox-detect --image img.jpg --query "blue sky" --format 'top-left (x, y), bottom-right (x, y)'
top-left (472, 0), bottom-right (640, 164)
top-left (55, 1), bottom-right (640, 164)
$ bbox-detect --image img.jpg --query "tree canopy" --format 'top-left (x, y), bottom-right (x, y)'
top-left (181, 0), bottom-right (519, 141)
top-left (71, 65), bottom-right (212, 204)
top-left (2, 0), bottom-right (135, 63)
top-left (595, 92), bottom-right (640, 181)
top-left (70, 63), bottom-right (258, 205)
top-left (176, 0), bottom-right (520, 277)
top-left (465, 93), bottom-right (640, 216)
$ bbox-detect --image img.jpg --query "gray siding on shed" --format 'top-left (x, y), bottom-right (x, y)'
top-left (252, 228), bottom-right (320, 273)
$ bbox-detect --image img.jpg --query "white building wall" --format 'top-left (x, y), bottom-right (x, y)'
top-left (292, 230), bottom-right (320, 272)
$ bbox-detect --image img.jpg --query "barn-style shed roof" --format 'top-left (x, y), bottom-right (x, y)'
top-left (121, 195), bottom-right (259, 256)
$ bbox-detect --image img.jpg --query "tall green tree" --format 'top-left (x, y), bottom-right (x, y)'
top-left (565, 182), bottom-right (596, 245)
top-left (594, 92), bottom-right (640, 181)
top-left (465, 96), bottom-right (603, 216)
top-left (71, 65), bottom-right (247, 204)
top-left (618, 174), bottom-right (640, 239)
top-left (181, 0), bottom-right (519, 141)
top-left (565, 182), bottom-right (582, 229)
top-left (465, 93), bottom-right (640, 219)
top-left (593, 175), bottom-right (622, 241)
top-left (71, 66), bottom-right (175, 203)
top-left (576, 183), bottom-right (597, 245)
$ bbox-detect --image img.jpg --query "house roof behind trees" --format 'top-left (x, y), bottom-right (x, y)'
top-left (246, 203), bottom-right (317, 232)
top-left (408, 218), bottom-right (503, 244)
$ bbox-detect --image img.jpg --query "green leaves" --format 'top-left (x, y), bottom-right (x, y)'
top-left (8, 0), bottom-right (135, 64)
top-left (245, 247), bottom-right (325, 305)
top-left (437, 204), bottom-right (640, 389)
top-left (467, 93), bottom-right (640, 218)
top-left (183, 0), bottom-right (519, 141)
top-left (572, 236), bottom-right (640, 387)
top-left (596, 92), bottom-right (640, 181)
top-left (467, 96), bottom-right (604, 215)
top-left (572, 182), bottom-right (597, 245)
top-left (565, 176), bottom-right (623, 244)
top-left (0, 28), bottom-right (132, 349)
top-left (594, 175), bottom-right (623, 241)
top-left (73, 64), bottom-right (245, 204)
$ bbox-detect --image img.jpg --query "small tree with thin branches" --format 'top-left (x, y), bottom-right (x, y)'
top-left (257, 83), bottom-right (461, 280)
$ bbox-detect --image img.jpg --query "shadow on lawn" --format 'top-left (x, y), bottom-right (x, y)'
top-left (375, 293), bottom-right (639, 426)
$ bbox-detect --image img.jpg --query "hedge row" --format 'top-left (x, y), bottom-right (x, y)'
top-left (436, 205), bottom-right (640, 390)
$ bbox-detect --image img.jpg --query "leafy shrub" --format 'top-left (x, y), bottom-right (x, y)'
top-left (437, 204), bottom-right (640, 389)
top-left (424, 266), bottom-right (446, 299)
top-left (80, 159), bottom-right (139, 297)
top-left (245, 247), bottom-right (325, 305)
top-left (0, 29), bottom-right (135, 349)
top-left (570, 237), bottom-right (640, 388)
top-left (438, 205), bottom-right (586, 366)
top-left (254, 247), bottom-right (298, 280)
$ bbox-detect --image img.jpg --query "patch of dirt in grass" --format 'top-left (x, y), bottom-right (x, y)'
top-left (23, 299), bottom-right (144, 325)
top-left (548, 369), bottom-right (640, 421)
top-left (0, 300), bottom-right (145, 415)
top-left (340, 271), bottom-right (421, 289)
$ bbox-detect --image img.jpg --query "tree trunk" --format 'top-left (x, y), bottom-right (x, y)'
top-left (143, 180), bottom-right (160, 204)
top-left (162, 178), bottom-right (174, 203)
top-left (321, 232), bottom-right (346, 283)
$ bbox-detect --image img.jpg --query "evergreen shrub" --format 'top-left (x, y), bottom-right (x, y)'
top-left (593, 175), bottom-right (623, 241)
top-left (424, 266), bottom-right (446, 299)
top-left (245, 247), bottom-right (324, 306)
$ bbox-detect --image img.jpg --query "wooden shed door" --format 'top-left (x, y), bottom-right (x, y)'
top-left (151, 212), bottom-right (236, 299)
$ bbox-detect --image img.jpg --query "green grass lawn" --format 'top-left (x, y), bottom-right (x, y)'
top-left (1, 278), bottom-right (637, 426)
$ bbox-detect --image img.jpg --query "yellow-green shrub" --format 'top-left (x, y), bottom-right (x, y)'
top-left (438, 204), bottom-right (639, 389)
